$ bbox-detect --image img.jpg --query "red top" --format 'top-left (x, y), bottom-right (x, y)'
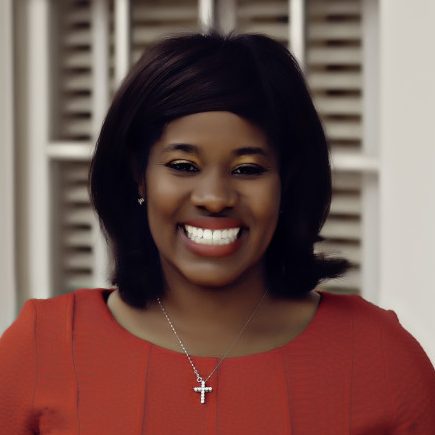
top-left (0, 288), bottom-right (434, 434)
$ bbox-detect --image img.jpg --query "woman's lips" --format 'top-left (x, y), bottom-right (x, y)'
top-left (178, 225), bottom-right (245, 257)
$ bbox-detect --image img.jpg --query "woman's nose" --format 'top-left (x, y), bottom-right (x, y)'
top-left (190, 170), bottom-right (237, 213)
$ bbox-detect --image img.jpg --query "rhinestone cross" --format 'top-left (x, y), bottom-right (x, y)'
top-left (193, 380), bottom-right (213, 404)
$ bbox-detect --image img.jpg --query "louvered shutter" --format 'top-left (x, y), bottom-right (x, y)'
top-left (236, 0), bottom-right (289, 43)
top-left (131, 0), bottom-right (199, 64)
top-left (52, 1), bottom-right (93, 293)
top-left (55, 161), bottom-right (94, 292)
top-left (306, 0), bottom-right (362, 293)
top-left (58, 0), bottom-right (93, 141)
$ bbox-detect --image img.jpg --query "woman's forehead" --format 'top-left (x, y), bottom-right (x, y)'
top-left (154, 111), bottom-right (272, 153)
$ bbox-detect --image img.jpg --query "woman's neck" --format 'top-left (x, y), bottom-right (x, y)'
top-left (108, 255), bottom-right (321, 357)
top-left (156, 260), bottom-right (270, 337)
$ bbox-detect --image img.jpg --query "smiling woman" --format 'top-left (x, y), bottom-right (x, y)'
top-left (1, 31), bottom-right (434, 434)
top-left (144, 112), bottom-right (281, 285)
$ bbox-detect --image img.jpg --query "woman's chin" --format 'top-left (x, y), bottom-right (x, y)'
top-left (180, 272), bottom-right (240, 289)
top-left (174, 263), bottom-right (249, 289)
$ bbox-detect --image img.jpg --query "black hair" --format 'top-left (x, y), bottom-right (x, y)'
top-left (89, 30), bottom-right (352, 308)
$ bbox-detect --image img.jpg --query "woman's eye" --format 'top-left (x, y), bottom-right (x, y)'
top-left (165, 161), bottom-right (199, 173)
top-left (164, 162), bottom-right (266, 176)
top-left (232, 164), bottom-right (267, 176)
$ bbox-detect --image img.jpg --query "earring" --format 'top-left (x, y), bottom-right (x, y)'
top-left (138, 197), bottom-right (145, 205)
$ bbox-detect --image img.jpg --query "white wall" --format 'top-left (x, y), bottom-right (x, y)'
top-left (379, 0), bottom-right (435, 362)
top-left (0, 0), bottom-right (16, 332)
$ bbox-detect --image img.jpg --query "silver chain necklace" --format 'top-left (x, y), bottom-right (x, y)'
top-left (156, 290), bottom-right (268, 404)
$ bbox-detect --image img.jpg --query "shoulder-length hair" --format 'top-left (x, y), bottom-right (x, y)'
top-left (89, 31), bottom-right (352, 308)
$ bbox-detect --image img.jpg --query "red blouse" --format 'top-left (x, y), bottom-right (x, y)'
top-left (0, 288), bottom-right (434, 434)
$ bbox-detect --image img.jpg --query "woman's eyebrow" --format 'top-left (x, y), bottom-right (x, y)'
top-left (233, 146), bottom-right (268, 157)
top-left (162, 143), bottom-right (268, 157)
top-left (162, 143), bottom-right (198, 154)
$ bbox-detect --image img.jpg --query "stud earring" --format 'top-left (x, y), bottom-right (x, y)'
top-left (138, 197), bottom-right (145, 205)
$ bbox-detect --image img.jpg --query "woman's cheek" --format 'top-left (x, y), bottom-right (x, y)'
top-left (251, 177), bottom-right (281, 221)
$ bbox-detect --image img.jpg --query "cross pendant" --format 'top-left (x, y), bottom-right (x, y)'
top-left (193, 380), bottom-right (213, 404)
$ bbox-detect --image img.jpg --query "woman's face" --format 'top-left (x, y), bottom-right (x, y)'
top-left (143, 111), bottom-right (281, 288)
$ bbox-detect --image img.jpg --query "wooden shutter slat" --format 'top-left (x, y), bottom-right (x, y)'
top-left (307, 1), bottom-right (360, 16)
top-left (61, 119), bottom-right (92, 137)
top-left (309, 71), bottom-right (362, 91)
top-left (307, 47), bottom-right (361, 65)
top-left (63, 96), bottom-right (92, 114)
top-left (308, 22), bottom-right (361, 41)
top-left (133, 4), bottom-right (197, 21)
top-left (315, 96), bottom-right (361, 116)
top-left (235, 23), bottom-right (288, 40)
top-left (323, 119), bottom-right (362, 141)
top-left (321, 218), bottom-right (361, 241)
top-left (63, 252), bottom-right (93, 269)
top-left (238, 1), bottom-right (288, 18)
top-left (330, 192), bottom-right (361, 215)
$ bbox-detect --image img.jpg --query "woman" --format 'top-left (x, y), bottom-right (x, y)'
top-left (1, 31), bottom-right (434, 434)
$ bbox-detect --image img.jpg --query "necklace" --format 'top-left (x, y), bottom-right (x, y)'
top-left (156, 290), bottom-right (268, 404)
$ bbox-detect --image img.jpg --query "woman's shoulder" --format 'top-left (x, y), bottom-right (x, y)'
top-left (319, 290), bottom-right (432, 357)
top-left (28, 287), bottom-right (106, 311)
top-left (320, 292), bottom-right (435, 430)
top-left (320, 290), bottom-right (433, 369)
top-left (319, 290), bottom-right (400, 326)
top-left (1, 288), bottom-right (106, 341)
top-left (32, 287), bottom-right (105, 306)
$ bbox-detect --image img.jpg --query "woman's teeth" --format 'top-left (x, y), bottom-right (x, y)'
top-left (183, 225), bottom-right (241, 245)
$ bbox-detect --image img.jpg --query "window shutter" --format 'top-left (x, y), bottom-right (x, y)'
top-left (306, 0), bottom-right (363, 293)
top-left (56, 161), bottom-right (94, 292)
top-left (236, 1), bottom-right (289, 43)
top-left (50, 1), bottom-right (94, 293)
top-left (131, 0), bottom-right (199, 63)
top-left (57, 0), bottom-right (93, 141)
